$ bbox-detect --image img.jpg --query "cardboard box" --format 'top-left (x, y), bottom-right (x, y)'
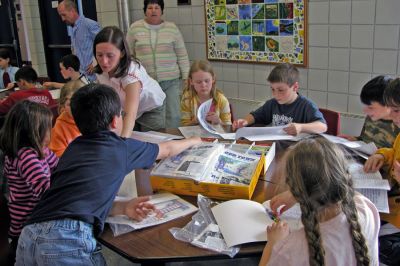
top-left (150, 143), bottom-right (275, 200)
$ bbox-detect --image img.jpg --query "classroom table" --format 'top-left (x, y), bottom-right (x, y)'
top-left (98, 130), bottom-right (291, 265)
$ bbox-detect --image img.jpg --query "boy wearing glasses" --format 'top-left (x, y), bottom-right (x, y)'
top-left (233, 63), bottom-right (327, 136)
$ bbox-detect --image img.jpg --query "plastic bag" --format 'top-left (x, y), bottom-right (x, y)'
top-left (169, 194), bottom-right (240, 258)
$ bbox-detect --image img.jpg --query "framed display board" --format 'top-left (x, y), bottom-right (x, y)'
top-left (205, 0), bottom-right (307, 66)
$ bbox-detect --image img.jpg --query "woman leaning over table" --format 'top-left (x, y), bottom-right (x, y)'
top-left (127, 0), bottom-right (190, 128)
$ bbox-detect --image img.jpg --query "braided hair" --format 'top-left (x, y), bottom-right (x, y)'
top-left (284, 137), bottom-right (370, 266)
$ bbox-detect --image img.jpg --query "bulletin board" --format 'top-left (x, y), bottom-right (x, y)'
top-left (205, 0), bottom-right (307, 66)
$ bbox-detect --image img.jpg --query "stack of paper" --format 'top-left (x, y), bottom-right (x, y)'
top-left (131, 131), bottom-right (183, 143)
top-left (349, 162), bottom-right (390, 213)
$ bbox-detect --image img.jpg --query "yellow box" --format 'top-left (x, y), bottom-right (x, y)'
top-left (150, 143), bottom-right (275, 200)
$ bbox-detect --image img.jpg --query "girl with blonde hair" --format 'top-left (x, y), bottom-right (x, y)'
top-left (180, 60), bottom-right (231, 126)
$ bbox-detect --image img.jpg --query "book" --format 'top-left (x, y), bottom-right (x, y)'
top-left (211, 199), bottom-right (302, 247)
top-left (151, 142), bottom-right (263, 185)
top-left (105, 193), bottom-right (197, 235)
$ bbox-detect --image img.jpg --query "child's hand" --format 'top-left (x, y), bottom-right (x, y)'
top-left (42, 82), bottom-right (52, 89)
top-left (232, 119), bottom-right (248, 131)
top-left (283, 123), bottom-right (302, 136)
top-left (393, 160), bottom-right (400, 184)
top-left (6, 82), bottom-right (14, 89)
top-left (206, 112), bottom-right (220, 124)
top-left (364, 154), bottom-right (385, 173)
top-left (124, 196), bottom-right (162, 221)
top-left (266, 221), bottom-right (289, 245)
top-left (270, 190), bottom-right (296, 215)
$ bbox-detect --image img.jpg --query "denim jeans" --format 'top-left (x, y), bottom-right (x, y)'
top-left (159, 78), bottom-right (182, 128)
top-left (15, 219), bottom-right (106, 266)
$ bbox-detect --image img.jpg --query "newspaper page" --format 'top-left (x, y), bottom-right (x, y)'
top-left (196, 99), bottom-right (236, 140)
top-left (235, 126), bottom-right (309, 141)
top-left (151, 143), bottom-right (225, 181)
top-left (205, 149), bottom-right (260, 185)
top-left (349, 162), bottom-right (390, 213)
top-left (106, 193), bottom-right (198, 232)
top-left (191, 223), bottom-right (228, 252)
top-left (178, 125), bottom-right (220, 138)
top-left (131, 131), bottom-right (184, 144)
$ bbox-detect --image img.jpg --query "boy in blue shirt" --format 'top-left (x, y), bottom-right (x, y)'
top-left (233, 63), bottom-right (327, 136)
top-left (15, 83), bottom-right (201, 265)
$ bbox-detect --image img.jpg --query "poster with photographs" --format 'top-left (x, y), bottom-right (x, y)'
top-left (205, 0), bottom-right (307, 66)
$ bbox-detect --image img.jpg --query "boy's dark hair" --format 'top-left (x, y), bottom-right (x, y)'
top-left (0, 100), bottom-right (53, 159)
top-left (360, 75), bottom-right (393, 106)
top-left (15, 66), bottom-right (38, 83)
top-left (267, 63), bottom-right (299, 87)
top-left (93, 26), bottom-right (139, 78)
top-left (70, 83), bottom-right (121, 135)
top-left (0, 48), bottom-right (11, 60)
top-left (60, 54), bottom-right (80, 72)
top-left (143, 0), bottom-right (164, 14)
top-left (384, 78), bottom-right (400, 107)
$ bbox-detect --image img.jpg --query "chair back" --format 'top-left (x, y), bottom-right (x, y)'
top-left (229, 103), bottom-right (234, 123)
top-left (319, 108), bottom-right (341, 136)
top-left (49, 103), bottom-right (59, 126)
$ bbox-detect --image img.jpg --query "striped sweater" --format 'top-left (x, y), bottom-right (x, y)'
top-left (4, 147), bottom-right (58, 237)
top-left (127, 19), bottom-right (190, 82)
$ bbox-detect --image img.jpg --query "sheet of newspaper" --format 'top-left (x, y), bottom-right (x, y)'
top-left (321, 134), bottom-right (378, 159)
top-left (349, 162), bottom-right (390, 213)
top-left (151, 143), bottom-right (225, 181)
top-left (179, 125), bottom-right (221, 139)
top-left (106, 193), bottom-right (198, 232)
top-left (196, 99), bottom-right (236, 140)
top-left (235, 126), bottom-right (308, 141)
top-left (131, 131), bottom-right (184, 143)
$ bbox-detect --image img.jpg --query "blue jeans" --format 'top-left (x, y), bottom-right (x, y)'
top-left (15, 219), bottom-right (106, 266)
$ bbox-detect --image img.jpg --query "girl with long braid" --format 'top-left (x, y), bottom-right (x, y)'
top-left (259, 137), bottom-right (380, 266)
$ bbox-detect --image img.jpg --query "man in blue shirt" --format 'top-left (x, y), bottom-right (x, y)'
top-left (57, 0), bottom-right (101, 81)
top-left (15, 84), bottom-right (201, 265)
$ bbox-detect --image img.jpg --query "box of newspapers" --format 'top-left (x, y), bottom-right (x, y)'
top-left (150, 142), bottom-right (275, 200)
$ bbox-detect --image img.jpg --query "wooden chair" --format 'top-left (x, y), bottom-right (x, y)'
top-left (49, 103), bottom-right (59, 126)
top-left (319, 108), bottom-right (341, 136)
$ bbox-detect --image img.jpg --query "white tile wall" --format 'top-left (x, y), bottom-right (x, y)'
top-left (23, 0), bottom-right (400, 134)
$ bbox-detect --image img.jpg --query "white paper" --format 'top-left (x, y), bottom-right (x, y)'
top-left (212, 199), bottom-right (271, 247)
top-left (321, 134), bottom-right (363, 148)
top-left (131, 131), bottom-right (183, 144)
top-left (349, 162), bottom-right (383, 180)
top-left (379, 222), bottom-right (400, 236)
top-left (179, 125), bottom-right (220, 138)
top-left (356, 188), bottom-right (389, 213)
top-left (49, 89), bottom-right (61, 99)
top-left (235, 126), bottom-right (309, 141)
top-left (106, 193), bottom-right (198, 230)
top-left (353, 179), bottom-right (390, 190)
top-left (353, 141), bottom-right (378, 156)
top-left (212, 199), bottom-right (303, 247)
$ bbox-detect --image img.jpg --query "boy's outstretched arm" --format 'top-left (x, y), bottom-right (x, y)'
top-left (157, 136), bottom-right (202, 160)
top-left (284, 121), bottom-right (327, 135)
top-left (232, 114), bottom-right (255, 131)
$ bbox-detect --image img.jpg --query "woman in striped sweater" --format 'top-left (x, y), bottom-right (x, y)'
top-left (0, 100), bottom-right (58, 264)
top-left (127, 0), bottom-right (190, 128)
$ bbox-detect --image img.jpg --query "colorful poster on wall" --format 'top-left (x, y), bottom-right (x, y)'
top-left (205, 0), bottom-right (307, 66)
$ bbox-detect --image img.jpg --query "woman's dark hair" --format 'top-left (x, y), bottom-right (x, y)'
top-left (143, 0), bottom-right (164, 14)
top-left (360, 75), bottom-right (393, 106)
top-left (70, 83), bottom-right (121, 135)
top-left (0, 100), bottom-right (53, 159)
top-left (93, 26), bottom-right (140, 78)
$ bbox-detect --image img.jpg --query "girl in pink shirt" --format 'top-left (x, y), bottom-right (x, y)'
top-left (0, 100), bottom-right (58, 264)
top-left (260, 137), bottom-right (379, 266)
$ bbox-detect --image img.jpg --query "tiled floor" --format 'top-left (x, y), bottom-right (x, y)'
top-left (102, 246), bottom-right (260, 266)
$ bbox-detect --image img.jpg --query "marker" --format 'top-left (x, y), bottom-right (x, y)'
top-left (266, 208), bottom-right (280, 223)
